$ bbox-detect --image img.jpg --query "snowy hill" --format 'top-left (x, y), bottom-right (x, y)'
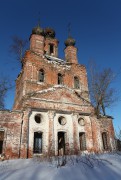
top-left (0, 153), bottom-right (121, 180)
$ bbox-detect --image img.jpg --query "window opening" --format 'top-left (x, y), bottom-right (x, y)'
top-left (58, 73), bottom-right (63, 85)
top-left (79, 132), bottom-right (86, 151)
top-left (50, 44), bottom-right (54, 55)
top-left (35, 114), bottom-right (41, 124)
top-left (39, 69), bottom-right (44, 82)
top-left (74, 77), bottom-right (80, 89)
top-left (78, 118), bottom-right (85, 126)
top-left (33, 132), bottom-right (42, 154)
top-left (102, 132), bottom-right (108, 150)
top-left (58, 116), bottom-right (66, 125)
top-left (0, 131), bottom-right (4, 154)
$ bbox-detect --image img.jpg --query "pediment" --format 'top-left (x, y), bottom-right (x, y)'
top-left (28, 86), bottom-right (91, 106)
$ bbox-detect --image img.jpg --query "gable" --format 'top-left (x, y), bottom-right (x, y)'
top-left (28, 86), bottom-right (91, 107)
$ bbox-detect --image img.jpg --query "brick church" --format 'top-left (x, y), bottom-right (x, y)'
top-left (0, 24), bottom-right (115, 159)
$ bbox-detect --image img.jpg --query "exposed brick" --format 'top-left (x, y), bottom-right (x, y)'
top-left (0, 26), bottom-right (115, 159)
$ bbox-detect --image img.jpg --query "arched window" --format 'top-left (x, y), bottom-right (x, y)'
top-left (102, 132), bottom-right (108, 150)
top-left (58, 73), bottom-right (63, 85)
top-left (74, 76), bottom-right (80, 89)
top-left (39, 69), bottom-right (44, 82)
top-left (79, 132), bottom-right (86, 151)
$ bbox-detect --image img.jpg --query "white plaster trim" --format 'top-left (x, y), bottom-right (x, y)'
top-left (30, 97), bottom-right (90, 107)
top-left (37, 85), bottom-right (74, 94)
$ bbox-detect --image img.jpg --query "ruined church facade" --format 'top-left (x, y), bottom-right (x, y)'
top-left (0, 25), bottom-right (115, 159)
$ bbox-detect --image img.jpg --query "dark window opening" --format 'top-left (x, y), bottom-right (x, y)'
top-left (39, 69), bottom-right (44, 82)
top-left (35, 114), bottom-right (41, 124)
top-left (74, 77), bottom-right (80, 89)
top-left (58, 73), bottom-right (63, 85)
top-left (0, 141), bottom-right (3, 154)
top-left (58, 116), bottom-right (66, 125)
top-left (79, 132), bottom-right (86, 151)
top-left (33, 132), bottom-right (42, 154)
top-left (58, 132), bottom-right (65, 156)
top-left (50, 44), bottom-right (54, 55)
top-left (0, 131), bottom-right (4, 154)
top-left (102, 132), bottom-right (108, 150)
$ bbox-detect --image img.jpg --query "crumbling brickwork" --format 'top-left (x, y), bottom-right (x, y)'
top-left (0, 111), bottom-right (22, 158)
top-left (0, 24), bottom-right (115, 159)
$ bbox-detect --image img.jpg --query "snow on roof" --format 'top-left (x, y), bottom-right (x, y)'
top-left (44, 54), bottom-right (71, 70)
top-left (45, 54), bottom-right (65, 62)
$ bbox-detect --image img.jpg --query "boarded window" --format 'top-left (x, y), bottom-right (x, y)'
top-left (33, 132), bottom-right (42, 154)
top-left (39, 69), bottom-right (44, 82)
top-left (102, 132), bottom-right (108, 150)
top-left (79, 132), bottom-right (86, 151)
top-left (0, 131), bottom-right (4, 154)
top-left (58, 73), bottom-right (63, 85)
top-left (74, 77), bottom-right (80, 89)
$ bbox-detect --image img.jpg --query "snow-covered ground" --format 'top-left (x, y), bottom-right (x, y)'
top-left (0, 153), bottom-right (121, 180)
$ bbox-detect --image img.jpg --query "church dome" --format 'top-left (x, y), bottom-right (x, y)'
top-left (32, 25), bottom-right (44, 36)
top-left (64, 36), bottom-right (76, 47)
top-left (44, 27), bottom-right (55, 38)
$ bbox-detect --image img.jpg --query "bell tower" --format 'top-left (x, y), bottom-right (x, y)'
top-left (64, 36), bottom-right (78, 64)
top-left (30, 24), bottom-right (45, 56)
top-left (44, 27), bottom-right (59, 57)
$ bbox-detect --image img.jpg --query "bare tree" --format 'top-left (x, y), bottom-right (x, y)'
top-left (0, 77), bottom-right (10, 110)
top-left (10, 36), bottom-right (28, 65)
top-left (88, 62), bottom-right (117, 116)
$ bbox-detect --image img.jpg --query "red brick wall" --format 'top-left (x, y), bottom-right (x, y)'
top-left (90, 115), bottom-right (115, 152)
top-left (0, 111), bottom-right (22, 158)
top-left (64, 46), bottom-right (78, 64)
top-left (13, 50), bottom-right (89, 110)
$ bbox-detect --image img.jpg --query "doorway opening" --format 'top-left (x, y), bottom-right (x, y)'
top-left (102, 132), bottom-right (108, 150)
top-left (33, 132), bottom-right (42, 154)
top-left (58, 132), bottom-right (65, 156)
top-left (79, 132), bottom-right (86, 151)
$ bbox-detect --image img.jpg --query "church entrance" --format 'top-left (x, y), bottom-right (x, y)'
top-left (0, 131), bottom-right (4, 154)
top-left (58, 132), bottom-right (65, 156)
top-left (33, 132), bottom-right (42, 154)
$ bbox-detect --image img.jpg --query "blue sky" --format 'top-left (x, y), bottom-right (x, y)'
top-left (0, 0), bottom-right (121, 132)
